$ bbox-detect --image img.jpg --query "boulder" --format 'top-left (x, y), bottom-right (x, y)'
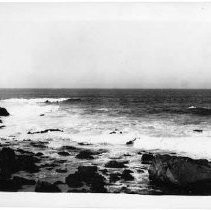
top-left (121, 169), bottom-right (134, 181)
top-left (0, 147), bottom-right (17, 177)
top-left (193, 129), bottom-right (203, 133)
top-left (12, 176), bottom-right (36, 186)
top-left (75, 150), bottom-right (94, 159)
top-left (105, 160), bottom-right (128, 168)
top-left (141, 153), bottom-right (154, 164)
top-left (58, 151), bottom-right (70, 156)
top-left (0, 107), bottom-right (9, 116)
top-left (109, 173), bottom-right (121, 182)
top-left (0, 147), bottom-right (39, 178)
top-left (35, 181), bottom-right (61, 192)
top-left (28, 129), bottom-right (63, 134)
top-left (148, 154), bottom-right (211, 194)
top-left (126, 138), bottom-right (136, 145)
top-left (66, 166), bottom-right (107, 193)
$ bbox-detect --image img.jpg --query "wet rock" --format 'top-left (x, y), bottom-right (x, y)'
top-left (35, 152), bottom-right (44, 157)
top-left (105, 160), bottom-right (128, 168)
top-left (109, 131), bottom-right (116, 134)
top-left (16, 148), bottom-right (34, 156)
top-left (54, 181), bottom-right (65, 185)
top-left (56, 168), bottom-right (68, 173)
top-left (0, 178), bottom-right (20, 191)
top-left (110, 173), bottom-right (121, 182)
top-left (99, 169), bottom-right (108, 174)
top-left (0, 107), bottom-right (9, 116)
top-left (65, 173), bottom-right (84, 188)
top-left (76, 150), bottom-right (94, 159)
top-left (16, 154), bottom-right (40, 173)
top-left (30, 141), bottom-right (48, 149)
top-left (28, 129), bottom-right (63, 134)
top-left (66, 166), bottom-right (107, 193)
top-left (0, 147), bottom-right (17, 177)
top-left (141, 153), bottom-right (154, 164)
top-left (148, 154), bottom-right (211, 194)
top-left (126, 138), bottom-right (136, 145)
top-left (193, 129), bottom-right (203, 133)
top-left (137, 169), bottom-right (145, 173)
top-left (58, 151), bottom-right (70, 156)
top-left (12, 176), bottom-right (36, 186)
top-left (78, 142), bottom-right (92, 146)
top-left (44, 100), bottom-right (50, 104)
top-left (35, 181), bottom-right (61, 192)
top-left (59, 145), bottom-right (81, 152)
top-left (0, 147), bottom-right (39, 175)
top-left (121, 169), bottom-right (134, 181)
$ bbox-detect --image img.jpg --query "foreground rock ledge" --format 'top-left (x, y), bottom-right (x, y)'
top-left (148, 154), bottom-right (211, 194)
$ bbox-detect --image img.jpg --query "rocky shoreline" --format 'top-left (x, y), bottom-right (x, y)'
top-left (1, 106), bottom-right (211, 194)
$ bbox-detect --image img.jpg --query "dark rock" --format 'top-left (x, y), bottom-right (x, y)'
top-left (30, 141), bottom-right (48, 149)
top-left (137, 169), bottom-right (145, 173)
top-left (35, 181), bottom-right (61, 192)
top-left (126, 138), bottom-right (136, 145)
top-left (0, 178), bottom-right (20, 191)
top-left (121, 169), bottom-right (134, 181)
top-left (148, 154), bottom-right (211, 194)
top-left (105, 160), bottom-right (128, 168)
top-left (99, 169), bottom-right (108, 174)
top-left (35, 152), bottom-right (44, 157)
top-left (78, 142), bottom-right (92, 146)
top-left (66, 166), bottom-right (107, 193)
top-left (193, 129), bottom-right (203, 133)
top-left (12, 176), bottom-right (36, 186)
top-left (0, 147), bottom-right (39, 175)
top-left (76, 150), bottom-right (94, 159)
top-left (109, 131), bottom-right (116, 134)
top-left (141, 153), bottom-right (154, 164)
top-left (59, 145), bottom-right (81, 151)
top-left (0, 125), bottom-right (5, 129)
top-left (0, 147), bottom-right (17, 177)
top-left (110, 173), bottom-right (121, 182)
top-left (54, 181), bottom-right (65, 185)
top-left (28, 129), bottom-right (63, 134)
top-left (58, 151), bottom-right (70, 156)
top-left (0, 107), bottom-right (9, 116)
top-left (0, 119), bottom-right (2, 123)
top-left (56, 168), bottom-right (68, 173)
top-left (16, 148), bottom-right (34, 155)
top-left (65, 173), bottom-right (84, 188)
top-left (40, 114), bottom-right (45, 116)
top-left (16, 154), bottom-right (39, 173)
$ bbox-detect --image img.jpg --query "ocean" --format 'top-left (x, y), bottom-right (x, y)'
top-left (1, 88), bottom-right (211, 160)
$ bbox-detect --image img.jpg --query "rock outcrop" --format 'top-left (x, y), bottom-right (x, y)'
top-left (66, 165), bottom-right (107, 193)
top-left (0, 107), bottom-right (9, 116)
top-left (148, 154), bottom-right (211, 194)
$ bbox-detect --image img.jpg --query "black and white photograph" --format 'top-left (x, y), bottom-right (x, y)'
top-left (1, 2), bottom-right (211, 200)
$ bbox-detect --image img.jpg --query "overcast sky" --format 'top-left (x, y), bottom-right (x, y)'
top-left (0, 3), bottom-right (211, 89)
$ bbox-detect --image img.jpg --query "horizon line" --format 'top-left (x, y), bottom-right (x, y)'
top-left (0, 87), bottom-right (211, 90)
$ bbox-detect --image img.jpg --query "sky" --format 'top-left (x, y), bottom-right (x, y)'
top-left (0, 3), bottom-right (211, 89)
